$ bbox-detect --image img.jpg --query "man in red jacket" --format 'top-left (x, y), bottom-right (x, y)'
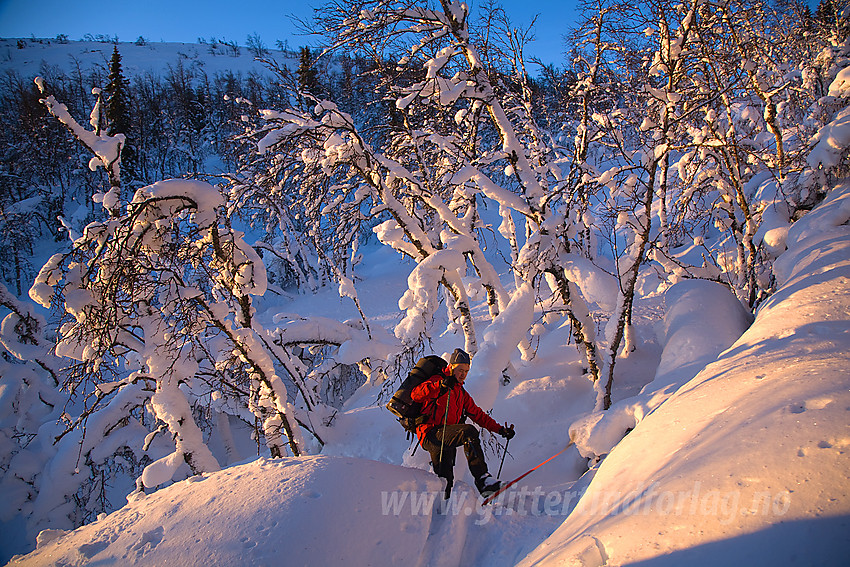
top-left (410, 348), bottom-right (515, 498)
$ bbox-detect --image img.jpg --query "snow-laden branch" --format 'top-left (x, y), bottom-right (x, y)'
top-left (35, 77), bottom-right (124, 195)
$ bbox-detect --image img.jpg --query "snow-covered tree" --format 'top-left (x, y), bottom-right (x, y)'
top-left (235, 0), bottom-right (606, 408)
top-left (234, 0), bottom-right (843, 411)
top-left (561, 0), bottom-right (839, 407)
top-left (4, 82), bottom-right (394, 536)
top-left (25, 70), bottom-right (408, 472)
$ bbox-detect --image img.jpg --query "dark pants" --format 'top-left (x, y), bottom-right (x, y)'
top-left (422, 424), bottom-right (488, 485)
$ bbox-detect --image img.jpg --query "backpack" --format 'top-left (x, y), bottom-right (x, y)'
top-left (386, 355), bottom-right (448, 433)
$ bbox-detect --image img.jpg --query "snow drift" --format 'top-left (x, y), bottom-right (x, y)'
top-left (570, 278), bottom-right (753, 462)
top-left (8, 456), bottom-right (442, 566)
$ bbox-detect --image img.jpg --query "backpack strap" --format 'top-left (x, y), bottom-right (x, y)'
top-left (424, 381), bottom-right (454, 426)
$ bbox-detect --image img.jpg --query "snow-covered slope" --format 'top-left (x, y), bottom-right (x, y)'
top-left (6, 454), bottom-right (563, 567)
top-left (518, 184), bottom-right (850, 566)
top-left (9, 184), bottom-right (850, 566)
top-left (8, 456), bottom-right (442, 566)
top-left (0, 37), bottom-right (285, 79)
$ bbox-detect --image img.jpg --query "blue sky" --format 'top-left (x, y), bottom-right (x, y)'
top-left (0, 0), bottom-right (578, 66)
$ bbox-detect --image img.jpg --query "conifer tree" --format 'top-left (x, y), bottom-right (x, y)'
top-left (105, 46), bottom-right (135, 185)
top-left (297, 46), bottom-right (319, 94)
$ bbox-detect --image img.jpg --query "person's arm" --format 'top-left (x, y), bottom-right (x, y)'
top-left (462, 392), bottom-right (501, 433)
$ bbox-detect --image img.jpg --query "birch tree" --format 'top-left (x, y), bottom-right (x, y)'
top-left (577, 0), bottom-right (832, 407)
top-left (238, 0), bottom-right (606, 402)
top-left (27, 80), bottom-right (364, 494)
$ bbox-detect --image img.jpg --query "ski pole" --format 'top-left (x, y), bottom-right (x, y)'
top-left (438, 389), bottom-right (451, 468)
top-left (483, 440), bottom-right (575, 506)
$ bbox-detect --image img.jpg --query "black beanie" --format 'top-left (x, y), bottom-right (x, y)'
top-left (449, 348), bottom-right (470, 365)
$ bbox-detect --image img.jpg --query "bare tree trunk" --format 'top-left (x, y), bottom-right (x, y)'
top-left (546, 268), bottom-right (601, 382)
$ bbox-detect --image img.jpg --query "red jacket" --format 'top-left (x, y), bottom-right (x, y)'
top-left (410, 373), bottom-right (501, 444)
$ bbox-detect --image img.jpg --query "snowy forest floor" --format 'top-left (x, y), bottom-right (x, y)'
top-left (6, 182), bottom-right (850, 567)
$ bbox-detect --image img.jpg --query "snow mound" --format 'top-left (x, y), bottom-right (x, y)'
top-left (570, 279), bottom-right (752, 461)
top-left (9, 456), bottom-right (440, 567)
top-left (654, 280), bottom-right (753, 386)
top-left (519, 185), bottom-right (850, 566)
top-left (827, 65), bottom-right (850, 98)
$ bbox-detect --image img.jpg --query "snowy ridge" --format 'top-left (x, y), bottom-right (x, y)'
top-left (518, 183), bottom-right (850, 566)
top-left (9, 456), bottom-right (441, 566)
top-left (0, 38), bottom-right (286, 80)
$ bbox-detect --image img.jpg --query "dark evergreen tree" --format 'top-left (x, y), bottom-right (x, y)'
top-left (297, 46), bottom-right (319, 94)
top-left (105, 46), bottom-right (135, 186)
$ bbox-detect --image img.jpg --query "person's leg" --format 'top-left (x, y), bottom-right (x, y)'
top-left (422, 426), bottom-right (461, 487)
top-left (440, 424), bottom-right (500, 495)
top-left (424, 424), bottom-right (497, 496)
top-left (426, 424), bottom-right (489, 477)
top-left (455, 424), bottom-right (489, 479)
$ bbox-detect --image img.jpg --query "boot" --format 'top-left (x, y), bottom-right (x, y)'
top-left (475, 473), bottom-right (500, 496)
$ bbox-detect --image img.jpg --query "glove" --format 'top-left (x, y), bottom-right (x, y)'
top-left (499, 423), bottom-right (515, 440)
top-left (439, 375), bottom-right (457, 393)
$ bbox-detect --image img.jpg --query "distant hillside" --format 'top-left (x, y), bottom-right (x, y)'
top-left (0, 37), bottom-right (294, 80)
